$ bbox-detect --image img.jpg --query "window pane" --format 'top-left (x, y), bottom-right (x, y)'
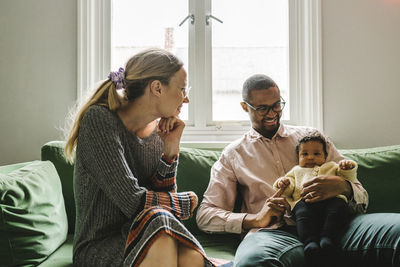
top-left (211, 0), bottom-right (289, 121)
top-left (111, 0), bottom-right (189, 120)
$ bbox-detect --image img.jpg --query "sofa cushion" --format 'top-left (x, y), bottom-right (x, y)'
top-left (37, 235), bottom-right (73, 267)
top-left (340, 145), bottom-right (400, 213)
top-left (0, 162), bottom-right (33, 174)
top-left (0, 161), bottom-right (68, 266)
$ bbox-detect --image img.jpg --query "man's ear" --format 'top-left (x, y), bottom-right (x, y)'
top-left (149, 80), bottom-right (163, 96)
top-left (240, 102), bottom-right (249, 112)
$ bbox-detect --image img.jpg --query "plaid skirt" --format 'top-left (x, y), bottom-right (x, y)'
top-left (123, 207), bottom-right (233, 267)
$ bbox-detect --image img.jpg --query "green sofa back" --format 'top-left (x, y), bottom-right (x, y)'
top-left (41, 141), bottom-right (400, 235)
top-left (340, 146), bottom-right (400, 214)
top-left (41, 142), bottom-right (75, 234)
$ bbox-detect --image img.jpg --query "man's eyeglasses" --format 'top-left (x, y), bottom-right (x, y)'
top-left (244, 97), bottom-right (286, 116)
top-left (181, 86), bottom-right (192, 98)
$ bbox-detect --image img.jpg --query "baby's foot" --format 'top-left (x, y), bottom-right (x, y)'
top-left (304, 241), bottom-right (320, 257)
top-left (320, 237), bottom-right (335, 250)
top-left (304, 241), bottom-right (321, 267)
top-left (319, 237), bottom-right (338, 267)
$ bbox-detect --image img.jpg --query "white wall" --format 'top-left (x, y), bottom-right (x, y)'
top-left (0, 0), bottom-right (77, 165)
top-left (322, 0), bottom-right (400, 148)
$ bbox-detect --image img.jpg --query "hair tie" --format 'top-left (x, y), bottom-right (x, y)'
top-left (108, 67), bottom-right (125, 89)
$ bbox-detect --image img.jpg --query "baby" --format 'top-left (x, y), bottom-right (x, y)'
top-left (273, 133), bottom-right (357, 260)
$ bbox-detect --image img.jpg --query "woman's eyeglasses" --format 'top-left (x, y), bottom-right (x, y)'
top-left (182, 86), bottom-right (192, 98)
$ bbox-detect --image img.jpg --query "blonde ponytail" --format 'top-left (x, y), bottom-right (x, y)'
top-left (64, 80), bottom-right (123, 162)
top-left (64, 48), bottom-right (183, 163)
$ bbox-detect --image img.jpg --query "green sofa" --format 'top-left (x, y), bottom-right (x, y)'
top-left (1, 141), bottom-right (400, 266)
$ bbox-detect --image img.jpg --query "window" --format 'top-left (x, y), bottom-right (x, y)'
top-left (111, 0), bottom-right (190, 120)
top-left (78, 0), bottom-right (323, 142)
top-left (210, 0), bottom-right (289, 122)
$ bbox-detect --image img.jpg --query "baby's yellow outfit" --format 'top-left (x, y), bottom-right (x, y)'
top-left (273, 161), bottom-right (358, 210)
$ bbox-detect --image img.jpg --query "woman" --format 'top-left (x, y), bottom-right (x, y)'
top-left (65, 48), bottom-right (211, 266)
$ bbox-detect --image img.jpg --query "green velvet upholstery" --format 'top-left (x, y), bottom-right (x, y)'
top-left (41, 141), bottom-right (75, 235)
top-left (36, 235), bottom-right (73, 267)
top-left (177, 147), bottom-right (241, 261)
top-left (0, 161), bottom-right (68, 266)
top-left (341, 145), bottom-right (400, 213)
top-left (1, 142), bottom-right (399, 266)
top-left (0, 162), bottom-right (33, 174)
top-left (195, 233), bottom-right (240, 261)
top-left (176, 147), bottom-right (222, 234)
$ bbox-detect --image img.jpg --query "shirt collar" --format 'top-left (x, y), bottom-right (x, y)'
top-left (248, 123), bottom-right (290, 140)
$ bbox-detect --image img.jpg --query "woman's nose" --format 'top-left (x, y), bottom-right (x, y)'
top-left (183, 95), bottom-right (189, 103)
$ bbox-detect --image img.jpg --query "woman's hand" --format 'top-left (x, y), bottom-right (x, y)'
top-left (189, 192), bottom-right (198, 215)
top-left (158, 116), bottom-right (185, 159)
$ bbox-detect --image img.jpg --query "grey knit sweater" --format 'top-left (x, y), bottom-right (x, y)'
top-left (73, 105), bottom-right (202, 266)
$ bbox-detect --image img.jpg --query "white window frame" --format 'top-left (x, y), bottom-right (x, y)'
top-left (77, 0), bottom-right (323, 142)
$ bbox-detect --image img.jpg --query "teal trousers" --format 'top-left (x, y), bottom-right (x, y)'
top-left (234, 213), bottom-right (400, 267)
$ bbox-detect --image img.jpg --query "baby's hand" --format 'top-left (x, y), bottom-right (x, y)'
top-left (339, 160), bottom-right (355, 170)
top-left (276, 177), bottom-right (291, 190)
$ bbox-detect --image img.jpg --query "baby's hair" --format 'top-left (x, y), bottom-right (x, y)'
top-left (296, 133), bottom-right (328, 157)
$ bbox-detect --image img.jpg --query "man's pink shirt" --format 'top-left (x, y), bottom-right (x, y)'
top-left (196, 124), bottom-right (369, 234)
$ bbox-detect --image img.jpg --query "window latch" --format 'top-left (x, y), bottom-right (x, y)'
top-left (206, 14), bottom-right (223, 25)
top-left (179, 14), bottom-right (195, 26)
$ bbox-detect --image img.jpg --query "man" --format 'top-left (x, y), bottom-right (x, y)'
top-left (196, 74), bottom-right (399, 267)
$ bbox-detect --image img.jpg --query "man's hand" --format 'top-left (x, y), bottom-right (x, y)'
top-left (242, 188), bottom-right (291, 230)
top-left (301, 175), bottom-right (352, 203)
